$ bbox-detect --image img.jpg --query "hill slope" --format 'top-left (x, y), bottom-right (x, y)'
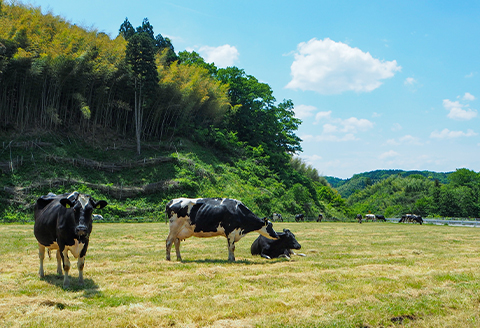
top-left (326, 169), bottom-right (451, 198)
top-left (0, 131), bottom-right (346, 222)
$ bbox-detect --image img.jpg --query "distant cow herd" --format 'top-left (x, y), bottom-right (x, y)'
top-left (32, 190), bottom-right (425, 288)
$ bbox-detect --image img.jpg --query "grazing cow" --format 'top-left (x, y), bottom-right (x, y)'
top-left (365, 214), bottom-right (376, 222)
top-left (34, 192), bottom-right (107, 288)
top-left (272, 213), bottom-right (283, 222)
top-left (165, 197), bottom-right (279, 262)
top-left (317, 214), bottom-right (323, 222)
top-left (399, 214), bottom-right (423, 225)
top-left (375, 214), bottom-right (386, 222)
top-left (251, 228), bottom-right (305, 259)
top-left (356, 214), bottom-right (363, 223)
top-left (413, 215), bottom-right (423, 225)
top-left (295, 214), bottom-right (305, 222)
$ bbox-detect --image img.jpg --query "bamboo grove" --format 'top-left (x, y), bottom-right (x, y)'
top-left (0, 1), bottom-right (301, 167)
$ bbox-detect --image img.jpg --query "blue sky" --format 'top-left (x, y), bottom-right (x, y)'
top-left (27, 0), bottom-right (480, 178)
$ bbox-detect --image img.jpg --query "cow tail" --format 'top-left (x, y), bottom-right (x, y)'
top-left (47, 249), bottom-right (51, 259)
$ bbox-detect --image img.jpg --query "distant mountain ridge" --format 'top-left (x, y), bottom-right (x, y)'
top-left (325, 169), bottom-right (452, 198)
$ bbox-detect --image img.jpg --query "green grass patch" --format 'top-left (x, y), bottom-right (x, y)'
top-left (2, 222), bottom-right (480, 327)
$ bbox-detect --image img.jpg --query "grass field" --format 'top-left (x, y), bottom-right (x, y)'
top-left (1, 222), bottom-right (480, 327)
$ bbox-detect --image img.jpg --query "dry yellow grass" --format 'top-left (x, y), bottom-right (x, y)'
top-left (1, 222), bottom-right (480, 327)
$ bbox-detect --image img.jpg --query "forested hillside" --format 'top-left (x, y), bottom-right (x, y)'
top-left (326, 169), bottom-right (451, 198)
top-left (0, 2), bottom-right (346, 222)
top-left (1, 2), bottom-right (479, 222)
top-left (345, 169), bottom-right (480, 219)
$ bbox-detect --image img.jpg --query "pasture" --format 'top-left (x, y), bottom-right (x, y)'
top-left (1, 222), bottom-right (480, 327)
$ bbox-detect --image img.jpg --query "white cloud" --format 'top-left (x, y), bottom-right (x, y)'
top-left (303, 113), bottom-right (374, 143)
top-left (430, 128), bottom-right (478, 139)
top-left (301, 154), bottom-right (323, 164)
top-left (294, 104), bottom-right (317, 119)
top-left (197, 44), bottom-right (239, 68)
top-left (404, 77), bottom-right (416, 85)
top-left (465, 72), bottom-right (475, 78)
top-left (443, 99), bottom-right (477, 120)
top-left (386, 139), bottom-right (399, 145)
top-left (379, 150), bottom-right (399, 159)
top-left (385, 135), bottom-right (422, 146)
top-left (463, 92), bottom-right (476, 101)
top-left (285, 38), bottom-right (401, 94)
top-left (313, 111), bottom-right (332, 124)
top-left (301, 133), bottom-right (357, 142)
top-left (340, 117), bottom-right (374, 133)
top-left (399, 135), bottom-right (422, 145)
top-left (391, 123), bottom-right (402, 132)
top-left (323, 123), bottom-right (338, 134)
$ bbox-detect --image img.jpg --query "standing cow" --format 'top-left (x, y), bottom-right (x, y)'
top-left (365, 214), bottom-right (376, 222)
top-left (165, 198), bottom-right (278, 262)
top-left (295, 214), bottom-right (305, 222)
top-left (317, 214), bottom-right (323, 222)
top-left (34, 192), bottom-right (107, 288)
top-left (251, 228), bottom-right (305, 259)
top-left (375, 215), bottom-right (386, 222)
top-left (272, 213), bottom-right (283, 222)
top-left (356, 214), bottom-right (363, 223)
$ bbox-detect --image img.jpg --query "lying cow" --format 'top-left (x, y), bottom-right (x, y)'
top-left (165, 197), bottom-right (278, 262)
top-left (251, 228), bottom-right (305, 259)
top-left (34, 192), bottom-right (107, 287)
top-left (295, 214), bottom-right (305, 222)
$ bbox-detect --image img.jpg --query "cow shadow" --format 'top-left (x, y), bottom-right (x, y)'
top-left (180, 258), bottom-right (285, 265)
top-left (40, 274), bottom-right (101, 296)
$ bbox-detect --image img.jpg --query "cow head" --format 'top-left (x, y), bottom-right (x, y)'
top-left (258, 217), bottom-right (278, 240)
top-left (282, 229), bottom-right (301, 250)
top-left (60, 194), bottom-right (107, 239)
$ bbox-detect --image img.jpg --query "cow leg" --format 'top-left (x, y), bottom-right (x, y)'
top-left (166, 222), bottom-right (184, 261)
top-left (77, 256), bottom-right (85, 285)
top-left (174, 238), bottom-right (182, 261)
top-left (60, 247), bottom-right (71, 288)
top-left (38, 243), bottom-right (46, 278)
top-left (56, 249), bottom-right (63, 275)
top-left (260, 253), bottom-right (271, 260)
top-left (227, 238), bottom-right (236, 262)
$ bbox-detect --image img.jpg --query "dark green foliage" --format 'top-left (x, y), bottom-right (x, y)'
top-left (345, 169), bottom-right (480, 218)
top-left (329, 169), bottom-right (451, 198)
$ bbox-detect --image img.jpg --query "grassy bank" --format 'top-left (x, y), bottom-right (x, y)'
top-left (1, 222), bottom-right (480, 327)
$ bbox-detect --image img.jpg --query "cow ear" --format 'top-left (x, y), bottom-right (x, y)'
top-left (93, 200), bottom-right (108, 210)
top-left (283, 228), bottom-right (287, 233)
top-left (60, 199), bottom-right (74, 209)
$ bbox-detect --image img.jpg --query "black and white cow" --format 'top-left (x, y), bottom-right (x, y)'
top-left (272, 213), bottom-right (283, 222)
top-left (165, 197), bottom-right (279, 262)
top-left (251, 228), bottom-right (305, 259)
top-left (295, 214), bottom-right (305, 222)
top-left (34, 192), bottom-right (107, 287)
top-left (365, 214), bottom-right (376, 222)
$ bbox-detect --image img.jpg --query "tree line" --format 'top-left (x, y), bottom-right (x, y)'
top-left (347, 169), bottom-right (480, 219)
top-left (0, 2), bottom-right (301, 172)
